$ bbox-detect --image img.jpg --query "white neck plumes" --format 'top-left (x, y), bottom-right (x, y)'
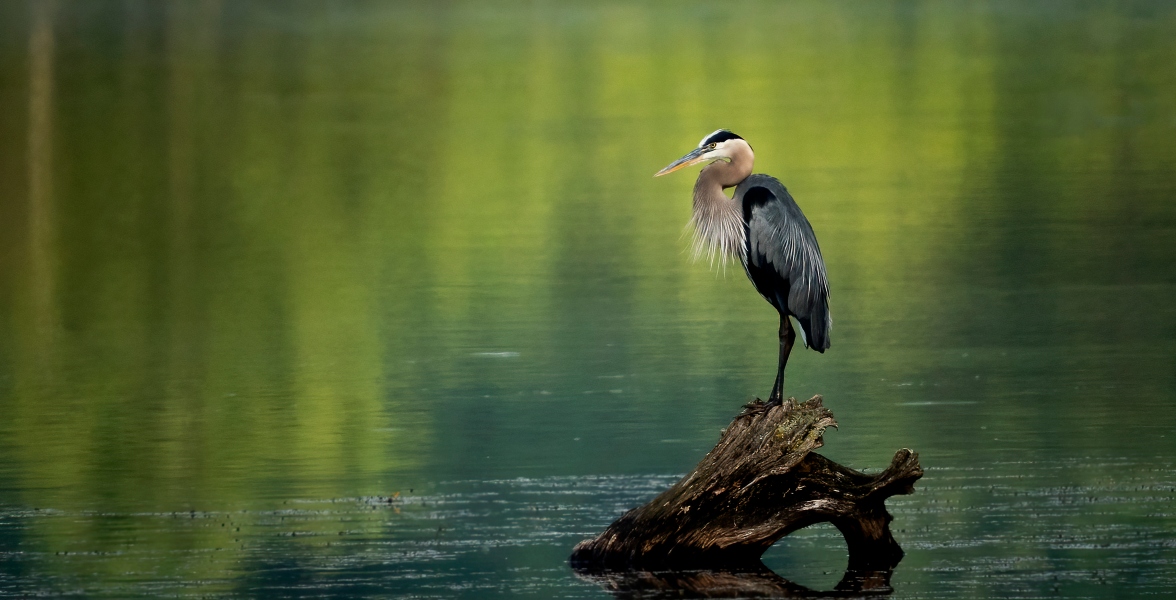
top-left (690, 181), bottom-right (744, 264)
top-left (689, 139), bottom-right (754, 264)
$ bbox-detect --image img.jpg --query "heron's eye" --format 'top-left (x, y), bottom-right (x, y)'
top-left (708, 143), bottom-right (717, 150)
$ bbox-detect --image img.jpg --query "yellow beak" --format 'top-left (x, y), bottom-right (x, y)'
top-left (654, 147), bottom-right (708, 177)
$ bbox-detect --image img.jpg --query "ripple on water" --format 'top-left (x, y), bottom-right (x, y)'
top-left (3, 461), bottom-right (1175, 598)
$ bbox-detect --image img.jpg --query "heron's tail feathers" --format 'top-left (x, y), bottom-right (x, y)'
top-left (798, 304), bottom-right (832, 353)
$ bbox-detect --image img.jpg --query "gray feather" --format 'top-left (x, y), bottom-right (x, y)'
top-left (735, 174), bottom-right (832, 351)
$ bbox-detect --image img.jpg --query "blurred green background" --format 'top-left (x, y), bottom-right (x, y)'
top-left (1, 1), bottom-right (1174, 597)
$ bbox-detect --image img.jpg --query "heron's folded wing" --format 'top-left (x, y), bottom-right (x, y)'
top-left (742, 179), bottom-right (832, 350)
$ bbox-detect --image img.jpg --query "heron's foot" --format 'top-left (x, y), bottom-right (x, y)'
top-left (763, 394), bottom-right (784, 409)
top-left (740, 398), bottom-right (768, 416)
top-left (742, 398), bottom-right (765, 410)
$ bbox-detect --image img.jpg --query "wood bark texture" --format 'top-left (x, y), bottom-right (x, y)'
top-left (570, 395), bottom-right (922, 593)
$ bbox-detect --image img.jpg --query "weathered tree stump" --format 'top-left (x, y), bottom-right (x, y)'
top-left (570, 396), bottom-right (922, 595)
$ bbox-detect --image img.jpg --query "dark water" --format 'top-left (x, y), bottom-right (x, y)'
top-left (2, 1), bottom-right (1175, 598)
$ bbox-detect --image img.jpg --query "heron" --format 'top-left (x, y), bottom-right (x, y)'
top-left (656, 130), bottom-right (830, 405)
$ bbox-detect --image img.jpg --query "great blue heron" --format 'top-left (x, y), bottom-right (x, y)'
top-left (656, 130), bottom-right (831, 404)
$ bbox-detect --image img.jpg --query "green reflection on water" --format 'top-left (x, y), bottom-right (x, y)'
top-left (1, 0), bottom-right (1175, 597)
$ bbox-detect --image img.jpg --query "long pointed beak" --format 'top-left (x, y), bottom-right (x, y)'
top-left (654, 147), bottom-right (708, 177)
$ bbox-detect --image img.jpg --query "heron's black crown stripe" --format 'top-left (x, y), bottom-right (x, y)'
top-left (699, 129), bottom-right (744, 147)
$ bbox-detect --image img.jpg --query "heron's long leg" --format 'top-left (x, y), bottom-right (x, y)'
top-left (768, 315), bottom-right (796, 404)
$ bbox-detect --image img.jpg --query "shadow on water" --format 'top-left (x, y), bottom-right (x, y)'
top-left (574, 560), bottom-right (898, 598)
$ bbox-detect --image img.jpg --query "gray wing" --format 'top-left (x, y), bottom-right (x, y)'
top-left (736, 174), bottom-right (831, 351)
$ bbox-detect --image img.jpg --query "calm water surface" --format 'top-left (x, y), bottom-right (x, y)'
top-left (1, 1), bottom-right (1175, 598)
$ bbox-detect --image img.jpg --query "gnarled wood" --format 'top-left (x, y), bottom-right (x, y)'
top-left (570, 395), bottom-right (922, 593)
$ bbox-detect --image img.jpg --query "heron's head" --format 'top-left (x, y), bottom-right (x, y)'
top-left (654, 129), bottom-right (751, 177)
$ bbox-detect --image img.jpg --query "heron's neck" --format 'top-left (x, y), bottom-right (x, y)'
top-left (691, 149), bottom-right (752, 262)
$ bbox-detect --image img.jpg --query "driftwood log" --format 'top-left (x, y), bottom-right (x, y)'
top-left (570, 396), bottom-right (923, 596)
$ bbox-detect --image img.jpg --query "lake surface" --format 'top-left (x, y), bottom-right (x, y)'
top-left (2, 1), bottom-right (1175, 598)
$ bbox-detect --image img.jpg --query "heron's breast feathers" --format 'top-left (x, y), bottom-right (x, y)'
top-left (689, 200), bottom-right (747, 266)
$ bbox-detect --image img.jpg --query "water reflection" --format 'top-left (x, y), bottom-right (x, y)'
top-left (574, 563), bottom-right (894, 599)
top-left (3, 466), bottom-right (1173, 598)
top-left (0, 0), bottom-right (1174, 598)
